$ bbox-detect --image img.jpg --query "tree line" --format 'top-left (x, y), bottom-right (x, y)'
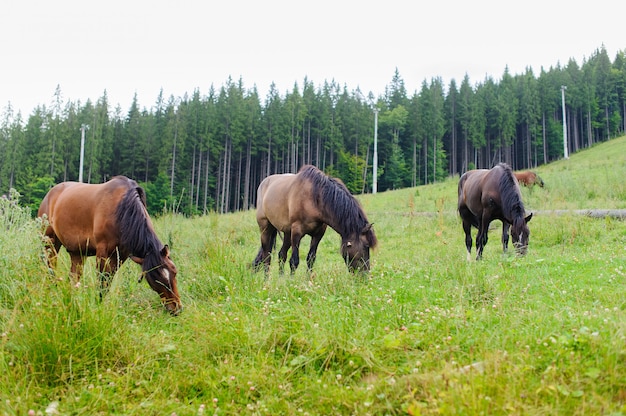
top-left (1, 45), bottom-right (624, 216)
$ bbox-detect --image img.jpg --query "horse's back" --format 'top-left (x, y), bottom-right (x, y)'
top-left (458, 169), bottom-right (489, 210)
top-left (38, 181), bottom-right (77, 219)
top-left (515, 171), bottom-right (543, 187)
top-left (39, 176), bottom-right (135, 253)
top-left (43, 177), bottom-right (133, 219)
top-left (256, 173), bottom-right (298, 232)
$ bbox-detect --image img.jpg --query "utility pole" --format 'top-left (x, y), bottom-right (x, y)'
top-left (561, 86), bottom-right (568, 159)
top-left (356, 91), bottom-right (380, 194)
top-left (79, 124), bottom-right (89, 182)
top-left (372, 107), bottom-right (379, 194)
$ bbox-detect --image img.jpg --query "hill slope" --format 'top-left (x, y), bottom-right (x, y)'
top-left (357, 135), bottom-right (626, 216)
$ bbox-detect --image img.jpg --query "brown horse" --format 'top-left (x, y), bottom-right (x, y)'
top-left (38, 176), bottom-right (182, 315)
top-left (514, 171), bottom-right (544, 187)
top-left (253, 165), bottom-right (377, 275)
top-left (458, 163), bottom-right (532, 260)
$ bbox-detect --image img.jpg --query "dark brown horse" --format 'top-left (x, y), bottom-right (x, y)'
top-left (253, 165), bottom-right (377, 275)
top-left (514, 171), bottom-right (544, 187)
top-left (38, 176), bottom-right (182, 315)
top-left (458, 163), bottom-right (532, 260)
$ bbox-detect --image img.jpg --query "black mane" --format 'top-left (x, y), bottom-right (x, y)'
top-left (497, 163), bottom-right (526, 222)
top-left (298, 165), bottom-right (377, 247)
top-left (116, 180), bottom-right (164, 275)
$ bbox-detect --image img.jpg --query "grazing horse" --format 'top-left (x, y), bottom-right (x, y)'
top-left (38, 176), bottom-right (182, 315)
top-left (253, 165), bottom-right (377, 275)
top-left (458, 163), bottom-right (533, 260)
top-left (514, 171), bottom-right (544, 188)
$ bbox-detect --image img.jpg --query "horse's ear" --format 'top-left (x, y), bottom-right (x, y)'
top-left (161, 245), bottom-right (170, 257)
top-left (362, 223), bottom-right (373, 234)
top-left (525, 213), bottom-right (533, 223)
top-left (130, 255), bottom-right (144, 265)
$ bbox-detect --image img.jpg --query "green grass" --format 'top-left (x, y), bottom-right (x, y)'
top-left (1, 137), bottom-right (626, 415)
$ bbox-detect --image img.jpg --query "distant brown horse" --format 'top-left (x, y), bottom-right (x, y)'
top-left (458, 163), bottom-right (533, 260)
top-left (514, 171), bottom-right (544, 188)
top-left (253, 165), bottom-right (377, 275)
top-left (38, 176), bottom-right (182, 315)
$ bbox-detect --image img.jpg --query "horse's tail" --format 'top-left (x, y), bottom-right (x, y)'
top-left (457, 172), bottom-right (480, 228)
top-left (457, 172), bottom-right (470, 202)
top-left (457, 174), bottom-right (465, 196)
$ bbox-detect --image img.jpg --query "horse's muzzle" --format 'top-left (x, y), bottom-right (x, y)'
top-left (514, 244), bottom-right (528, 256)
top-left (348, 259), bottom-right (370, 274)
top-left (164, 299), bottom-right (183, 316)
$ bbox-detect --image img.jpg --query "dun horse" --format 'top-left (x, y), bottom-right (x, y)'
top-left (253, 165), bottom-right (377, 275)
top-left (458, 163), bottom-right (532, 260)
top-left (38, 176), bottom-right (182, 315)
top-left (514, 171), bottom-right (544, 187)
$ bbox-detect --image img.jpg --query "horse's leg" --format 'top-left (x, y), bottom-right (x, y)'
top-left (254, 225), bottom-right (277, 276)
top-left (68, 252), bottom-right (85, 285)
top-left (501, 221), bottom-right (510, 253)
top-left (459, 207), bottom-right (474, 261)
top-left (40, 222), bottom-right (61, 272)
top-left (278, 231), bottom-right (291, 275)
top-left (462, 219), bottom-right (473, 261)
top-left (253, 226), bottom-right (276, 276)
top-left (306, 225), bottom-right (327, 272)
top-left (96, 246), bottom-right (120, 299)
top-left (252, 247), bottom-right (265, 272)
top-left (289, 230), bottom-right (303, 275)
top-left (42, 234), bottom-right (61, 273)
top-left (476, 216), bottom-right (491, 260)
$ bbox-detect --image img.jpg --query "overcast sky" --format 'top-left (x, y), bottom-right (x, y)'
top-left (1, 0), bottom-right (623, 116)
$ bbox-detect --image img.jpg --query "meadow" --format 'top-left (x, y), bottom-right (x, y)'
top-left (1, 136), bottom-right (625, 415)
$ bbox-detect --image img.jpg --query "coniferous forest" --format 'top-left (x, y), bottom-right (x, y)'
top-left (1, 45), bottom-right (625, 215)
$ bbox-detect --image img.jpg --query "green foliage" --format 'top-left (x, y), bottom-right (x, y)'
top-left (381, 134), bottom-right (410, 190)
top-left (0, 188), bottom-right (31, 229)
top-left (336, 149), bottom-right (367, 194)
top-left (1, 46), bottom-right (625, 215)
top-left (141, 173), bottom-right (177, 215)
top-left (20, 176), bottom-right (54, 215)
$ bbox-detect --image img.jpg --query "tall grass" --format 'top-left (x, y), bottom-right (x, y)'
top-left (1, 137), bottom-right (626, 415)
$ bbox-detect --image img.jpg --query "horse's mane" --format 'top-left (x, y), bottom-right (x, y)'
top-left (497, 163), bottom-right (526, 223)
top-left (116, 179), bottom-right (163, 274)
top-left (298, 165), bottom-right (377, 248)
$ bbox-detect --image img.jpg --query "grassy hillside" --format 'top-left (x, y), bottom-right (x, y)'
top-left (1, 136), bottom-right (625, 415)
top-left (359, 134), bottom-right (626, 216)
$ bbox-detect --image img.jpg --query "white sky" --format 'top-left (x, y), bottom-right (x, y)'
top-left (1, 0), bottom-right (623, 116)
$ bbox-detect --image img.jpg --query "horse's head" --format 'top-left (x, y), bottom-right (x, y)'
top-left (511, 213), bottom-right (533, 255)
top-left (341, 223), bottom-right (377, 273)
top-left (536, 175), bottom-right (545, 187)
top-left (132, 245), bottom-right (182, 315)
